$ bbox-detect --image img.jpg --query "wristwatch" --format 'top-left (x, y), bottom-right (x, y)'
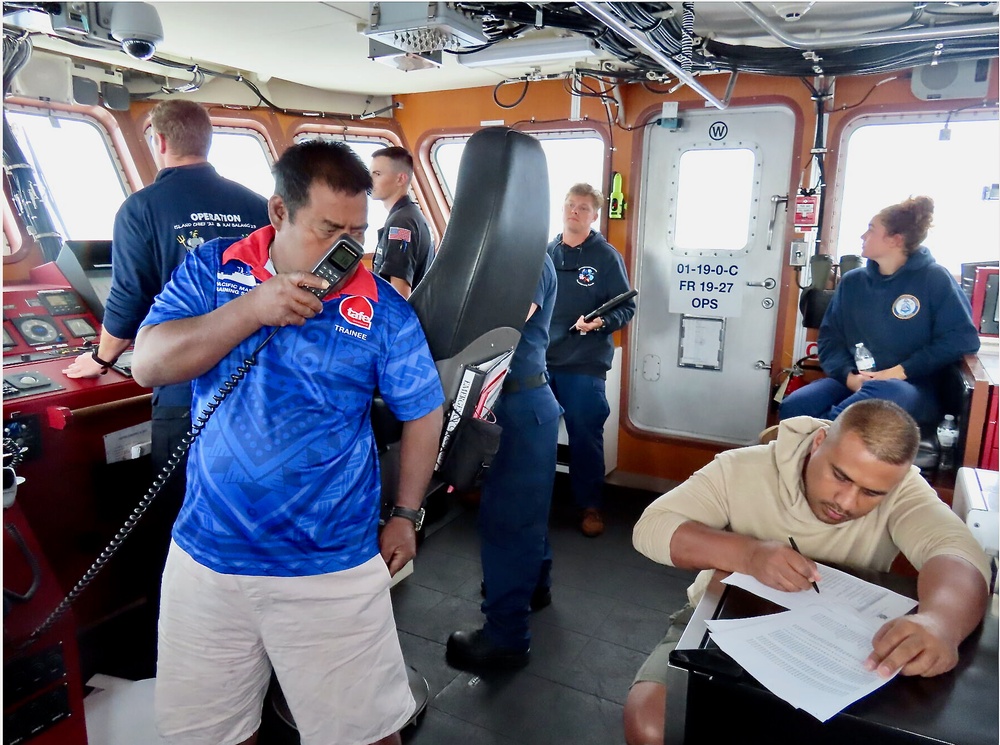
top-left (91, 348), bottom-right (117, 375)
top-left (388, 505), bottom-right (425, 531)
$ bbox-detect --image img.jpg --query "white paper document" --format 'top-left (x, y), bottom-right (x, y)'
top-left (706, 604), bottom-right (897, 722)
top-left (705, 564), bottom-right (918, 722)
top-left (722, 564), bottom-right (917, 628)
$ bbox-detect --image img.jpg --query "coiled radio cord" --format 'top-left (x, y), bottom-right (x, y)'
top-left (23, 327), bottom-right (281, 647)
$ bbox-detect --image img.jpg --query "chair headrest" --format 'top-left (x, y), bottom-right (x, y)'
top-left (409, 127), bottom-right (550, 361)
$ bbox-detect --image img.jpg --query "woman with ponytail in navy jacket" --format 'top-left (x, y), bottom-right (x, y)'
top-left (780, 196), bottom-right (980, 426)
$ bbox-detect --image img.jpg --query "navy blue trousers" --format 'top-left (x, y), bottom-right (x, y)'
top-left (779, 377), bottom-right (939, 425)
top-left (480, 384), bottom-right (561, 650)
top-left (548, 371), bottom-right (609, 511)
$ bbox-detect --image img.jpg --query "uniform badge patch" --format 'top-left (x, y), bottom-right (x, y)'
top-left (388, 226), bottom-right (411, 244)
top-left (177, 229), bottom-right (205, 251)
top-left (340, 296), bottom-right (373, 330)
top-left (892, 294), bottom-right (920, 320)
top-left (577, 266), bottom-right (597, 287)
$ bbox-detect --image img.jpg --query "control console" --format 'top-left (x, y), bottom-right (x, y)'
top-left (3, 284), bottom-right (100, 369)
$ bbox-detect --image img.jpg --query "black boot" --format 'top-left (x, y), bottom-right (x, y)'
top-left (446, 628), bottom-right (530, 671)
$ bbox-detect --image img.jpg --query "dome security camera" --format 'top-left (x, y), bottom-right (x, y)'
top-left (110, 2), bottom-right (164, 61)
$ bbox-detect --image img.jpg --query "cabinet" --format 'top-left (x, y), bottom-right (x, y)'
top-left (963, 345), bottom-right (999, 470)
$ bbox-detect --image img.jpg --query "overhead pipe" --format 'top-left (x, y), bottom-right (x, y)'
top-left (577, 1), bottom-right (730, 110)
top-left (736, 1), bottom-right (999, 50)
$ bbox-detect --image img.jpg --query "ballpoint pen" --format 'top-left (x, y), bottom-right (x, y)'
top-left (788, 536), bottom-right (820, 593)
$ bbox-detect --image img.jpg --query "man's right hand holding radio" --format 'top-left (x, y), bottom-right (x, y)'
top-left (248, 272), bottom-right (331, 328)
top-left (134, 272), bottom-right (330, 389)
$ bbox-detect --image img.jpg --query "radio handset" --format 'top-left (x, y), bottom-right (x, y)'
top-left (305, 234), bottom-right (365, 298)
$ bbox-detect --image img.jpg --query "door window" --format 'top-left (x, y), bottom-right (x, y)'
top-left (673, 148), bottom-right (757, 251)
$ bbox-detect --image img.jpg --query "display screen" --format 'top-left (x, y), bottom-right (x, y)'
top-left (39, 289), bottom-right (85, 316)
top-left (329, 243), bottom-right (359, 272)
top-left (64, 317), bottom-right (96, 338)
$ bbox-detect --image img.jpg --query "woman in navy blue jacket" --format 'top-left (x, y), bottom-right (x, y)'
top-left (780, 196), bottom-right (980, 425)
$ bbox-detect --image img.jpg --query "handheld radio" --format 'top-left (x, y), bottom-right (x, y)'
top-left (306, 234), bottom-right (365, 298)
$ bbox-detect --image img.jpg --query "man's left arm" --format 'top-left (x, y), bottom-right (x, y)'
top-left (379, 406), bottom-right (443, 576)
top-left (865, 554), bottom-right (988, 677)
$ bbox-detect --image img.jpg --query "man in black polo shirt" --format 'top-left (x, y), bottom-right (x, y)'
top-left (370, 146), bottom-right (435, 298)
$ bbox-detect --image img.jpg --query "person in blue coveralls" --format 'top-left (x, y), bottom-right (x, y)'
top-left (446, 253), bottom-right (561, 670)
top-left (780, 196), bottom-right (980, 426)
top-left (547, 183), bottom-right (636, 537)
top-left (370, 146), bottom-right (435, 298)
top-left (131, 141), bottom-right (444, 745)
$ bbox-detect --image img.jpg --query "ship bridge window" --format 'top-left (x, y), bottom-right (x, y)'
top-left (832, 112), bottom-right (999, 275)
top-left (3, 200), bottom-right (22, 257)
top-left (673, 148), bottom-right (757, 251)
top-left (208, 129), bottom-right (274, 200)
top-left (5, 109), bottom-right (128, 241)
top-left (431, 133), bottom-right (605, 239)
top-left (144, 125), bottom-right (275, 200)
top-left (293, 133), bottom-right (398, 252)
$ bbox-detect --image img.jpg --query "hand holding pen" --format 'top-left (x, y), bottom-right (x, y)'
top-left (788, 537), bottom-right (820, 593)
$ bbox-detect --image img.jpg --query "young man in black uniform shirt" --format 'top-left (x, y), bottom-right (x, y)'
top-left (370, 146), bottom-right (435, 298)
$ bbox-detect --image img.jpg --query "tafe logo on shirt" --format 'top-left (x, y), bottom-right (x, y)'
top-left (339, 296), bottom-right (373, 330)
top-left (577, 266), bottom-right (597, 287)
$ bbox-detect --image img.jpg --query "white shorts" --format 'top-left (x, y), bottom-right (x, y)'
top-left (154, 542), bottom-right (415, 745)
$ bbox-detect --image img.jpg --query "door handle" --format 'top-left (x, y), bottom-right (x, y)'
top-left (765, 194), bottom-right (788, 251)
top-left (754, 360), bottom-right (772, 370)
top-left (746, 278), bottom-right (776, 289)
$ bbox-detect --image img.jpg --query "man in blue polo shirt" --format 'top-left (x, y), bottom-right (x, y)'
top-left (132, 141), bottom-right (444, 745)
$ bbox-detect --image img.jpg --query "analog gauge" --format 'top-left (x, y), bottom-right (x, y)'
top-left (13, 316), bottom-right (59, 346)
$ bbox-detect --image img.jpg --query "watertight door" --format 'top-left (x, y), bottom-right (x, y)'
top-left (629, 105), bottom-right (794, 445)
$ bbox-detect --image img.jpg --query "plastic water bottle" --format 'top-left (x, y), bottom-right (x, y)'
top-left (854, 342), bottom-right (875, 373)
top-left (936, 415), bottom-right (959, 471)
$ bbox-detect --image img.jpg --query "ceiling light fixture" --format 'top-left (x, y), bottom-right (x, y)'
top-left (457, 36), bottom-right (598, 69)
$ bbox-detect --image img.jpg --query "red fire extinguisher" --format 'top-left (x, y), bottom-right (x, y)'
top-left (774, 355), bottom-right (815, 402)
top-left (784, 364), bottom-right (808, 396)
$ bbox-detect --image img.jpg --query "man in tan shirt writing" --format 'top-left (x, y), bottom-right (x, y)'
top-left (624, 399), bottom-right (990, 745)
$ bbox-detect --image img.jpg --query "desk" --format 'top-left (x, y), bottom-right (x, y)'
top-left (666, 570), bottom-right (999, 745)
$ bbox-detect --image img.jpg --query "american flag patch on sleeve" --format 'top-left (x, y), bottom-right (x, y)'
top-left (388, 226), bottom-right (412, 243)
